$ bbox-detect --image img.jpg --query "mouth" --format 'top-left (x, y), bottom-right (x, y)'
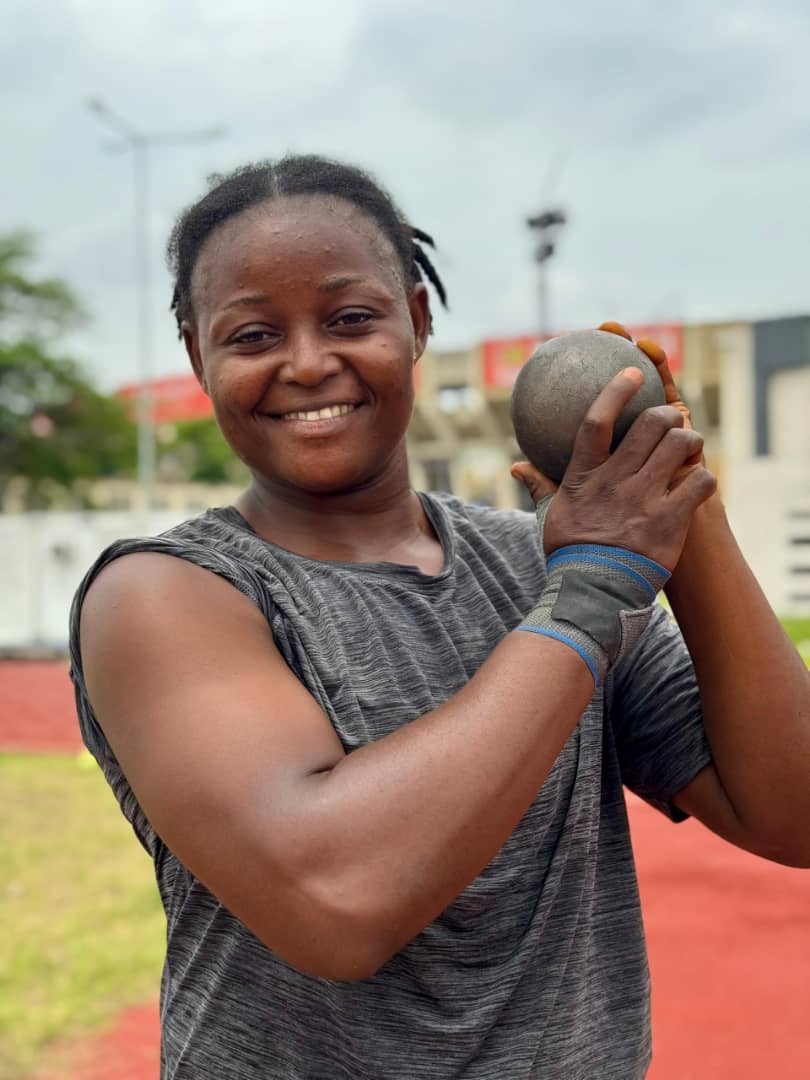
top-left (261, 400), bottom-right (364, 436)
top-left (276, 402), bottom-right (360, 422)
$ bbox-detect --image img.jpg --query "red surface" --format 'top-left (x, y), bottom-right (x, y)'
top-left (633, 795), bottom-right (810, 1079)
top-left (4, 662), bottom-right (809, 1078)
top-left (117, 373), bottom-right (213, 424)
top-left (0, 660), bottom-right (82, 753)
top-left (35, 1004), bottom-right (160, 1080)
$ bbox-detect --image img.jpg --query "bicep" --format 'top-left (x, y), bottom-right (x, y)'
top-left (610, 604), bottom-right (712, 817)
top-left (80, 553), bottom-right (345, 950)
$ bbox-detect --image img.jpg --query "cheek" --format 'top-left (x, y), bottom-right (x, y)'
top-left (207, 363), bottom-right (264, 411)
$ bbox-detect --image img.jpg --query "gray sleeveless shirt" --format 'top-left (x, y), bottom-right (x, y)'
top-left (69, 492), bottom-right (710, 1079)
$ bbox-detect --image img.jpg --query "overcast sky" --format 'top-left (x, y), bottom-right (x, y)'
top-left (3, 0), bottom-right (809, 389)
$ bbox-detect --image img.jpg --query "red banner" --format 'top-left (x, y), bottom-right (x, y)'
top-left (117, 374), bottom-right (213, 424)
top-left (481, 324), bottom-right (683, 390)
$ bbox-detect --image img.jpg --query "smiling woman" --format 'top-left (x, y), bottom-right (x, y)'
top-left (183, 195), bottom-right (431, 507)
top-left (69, 155), bottom-right (810, 1080)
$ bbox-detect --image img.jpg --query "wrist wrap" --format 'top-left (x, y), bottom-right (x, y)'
top-left (518, 544), bottom-right (670, 686)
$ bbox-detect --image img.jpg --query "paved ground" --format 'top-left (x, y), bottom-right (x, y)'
top-left (5, 660), bottom-right (809, 1079)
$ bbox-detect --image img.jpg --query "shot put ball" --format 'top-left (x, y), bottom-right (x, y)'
top-left (510, 329), bottom-right (666, 482)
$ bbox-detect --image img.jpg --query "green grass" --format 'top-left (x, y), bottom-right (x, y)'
top-left (0, 752), bottom-right (164, 1080)
top-left (781, 617), bottom-right (810, 664)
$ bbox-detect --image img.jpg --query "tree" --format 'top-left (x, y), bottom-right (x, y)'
top-left (157, 417), bottom-right (247, 485)
top-left (0, 232), bottom-right (136, 507)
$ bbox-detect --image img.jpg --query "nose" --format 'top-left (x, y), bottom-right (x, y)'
top-left (277, 327), bottom-right (343, 387)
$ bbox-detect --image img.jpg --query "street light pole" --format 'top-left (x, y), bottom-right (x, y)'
top-left (86, 99), bottom-right (224, 522)
top-left (131, 137), bottom-right (155, 516)
top-left (526, 208), bottom-right (567, 341)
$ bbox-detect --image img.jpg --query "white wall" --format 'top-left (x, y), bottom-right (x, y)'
top-left (769, 366), bottom-right (810, 462)
top-left (0, 510), bottom-right (188, 651)
top-left (717, 325), bottom-right (810, 617)
top-left (723, 460), bottom-right (810, 617)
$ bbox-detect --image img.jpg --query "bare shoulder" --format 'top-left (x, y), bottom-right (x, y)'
top-left (81, 549), bottom-right (263, 632)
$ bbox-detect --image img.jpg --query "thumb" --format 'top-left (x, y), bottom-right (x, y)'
top-left (510, 461), bottom-right (559, 505)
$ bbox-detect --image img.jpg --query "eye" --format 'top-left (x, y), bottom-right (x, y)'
top-left (331, 310), bottom-right (375, 329)
top-left (230, 326), bottom-right (276, 346)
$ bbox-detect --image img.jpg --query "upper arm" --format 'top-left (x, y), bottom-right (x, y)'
top-left (610, 604), bottom-right (712, 819)
top-left (79, 552), bottom-right (346, 966)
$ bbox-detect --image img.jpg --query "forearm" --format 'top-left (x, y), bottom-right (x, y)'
top-left (666, 493), bottom-right (810, 858)
top-left (292, 630), bottom-right (593, 971)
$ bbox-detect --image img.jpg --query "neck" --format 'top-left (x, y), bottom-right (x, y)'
top-left (234, 461), bottom-right (435, 565)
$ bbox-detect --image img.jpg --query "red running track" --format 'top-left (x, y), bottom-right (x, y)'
top-left (0, 660), bottom-right (82, 753)
top-left (5, 661), bottom-right (808, 1079)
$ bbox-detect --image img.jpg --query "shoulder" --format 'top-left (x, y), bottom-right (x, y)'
top-left (71, 509), bottom-right (274, 656)
top-left (83, 508), bottom-right (269, 598)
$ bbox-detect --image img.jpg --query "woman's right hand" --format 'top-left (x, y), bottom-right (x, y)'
top-left (540, 367), bottom-right (717, 572)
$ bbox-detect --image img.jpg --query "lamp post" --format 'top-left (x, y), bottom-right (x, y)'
top-left (86, 99), bottom-right (224, 520)
top-left (526, 208), bottom-right (567, 341)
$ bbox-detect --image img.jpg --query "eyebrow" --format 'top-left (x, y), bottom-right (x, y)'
top-left (220, 278), bottom-right (370, 312)
top-left (319, 275), bottom-right (369, 293)
top-left (221, 293), bottom-right (272, 313)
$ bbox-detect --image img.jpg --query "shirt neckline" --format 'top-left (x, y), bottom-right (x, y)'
top-left (210, 491), bottom-right (455, 584)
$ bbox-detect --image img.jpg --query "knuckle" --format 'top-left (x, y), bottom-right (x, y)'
top-left (648, 404), bottom-right (684, 429)
top-left (701, 468), bottom-right (718, 495)
top-left (668, 427), bottom-right (702, 451)
top-left (577, 413), bottom-right (607, 440)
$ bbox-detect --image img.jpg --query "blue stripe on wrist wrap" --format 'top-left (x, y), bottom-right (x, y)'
top-left (516, 624), bottom-right (601, 685)
top-left (518, 544), bottom-right (671, 687)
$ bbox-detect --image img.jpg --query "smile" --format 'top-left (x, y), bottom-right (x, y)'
top-left (279, 403), bottom-right (358, 422)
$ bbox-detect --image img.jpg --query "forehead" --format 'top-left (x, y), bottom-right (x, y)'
top-left (191, 194), bottom-right (406, 313)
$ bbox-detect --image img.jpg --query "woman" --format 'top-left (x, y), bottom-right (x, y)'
top-left (71, 155), bottom-right (810, 1079)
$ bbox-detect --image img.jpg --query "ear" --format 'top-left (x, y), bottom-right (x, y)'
top-left (409, 284), bottom-right (431, 362)
top-left (182, 322), bottom-right (209, 395)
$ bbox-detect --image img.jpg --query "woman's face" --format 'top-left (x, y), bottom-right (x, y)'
top-left (184, 195), bottom-right (430, 497)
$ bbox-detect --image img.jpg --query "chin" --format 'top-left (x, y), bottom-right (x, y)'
top-left (265, 462), bottom-right (377, 496)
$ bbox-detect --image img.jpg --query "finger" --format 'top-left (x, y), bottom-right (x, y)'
top-left (510, 461), bottom-right (558, 503)
top-left (567, 367), bottom-right (644, 476)
top-left (635, 337), bottom-right (684, 407)
top-left (634, 338), bottom-right (668, 368)
top-left (641, 427), bottom-right (705, 492)
top-left (607, 404), bottom-right (684, 474)
top-left (598, 320), bottom-right (633, 341)
top-left (666, 462), bottom-right (718, 518)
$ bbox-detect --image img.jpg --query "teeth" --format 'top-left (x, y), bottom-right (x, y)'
top-left (284, 403), bottom-right (356, 421)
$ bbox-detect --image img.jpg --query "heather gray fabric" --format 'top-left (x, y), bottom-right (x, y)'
top-left (69, 491), bottom-right (711, 1080)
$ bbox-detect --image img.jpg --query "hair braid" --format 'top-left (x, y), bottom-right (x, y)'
top-left (410, 227), bottom-right (447, 311)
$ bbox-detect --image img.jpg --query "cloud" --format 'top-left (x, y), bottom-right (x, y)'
top-left (2, 0), bottom-right (809, 387)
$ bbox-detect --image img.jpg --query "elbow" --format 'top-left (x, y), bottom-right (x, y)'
top-left (295, 929), bottom-right (394, 984)
top-left (736, 827), bottom-right (810, 870)
top-left (263, 873), bottom-right (405, 983)
top-left (318, 950), bottom-right (391, 984)
top-left (255, 916), bottom-right (392, 984)
top-left (758, 843), bottom-right (810, 870)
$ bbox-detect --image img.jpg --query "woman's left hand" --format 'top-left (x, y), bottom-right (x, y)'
top-left (598, 320), bottom-right (703, 468)
top-left (598, 319), bottom-right (696, 432)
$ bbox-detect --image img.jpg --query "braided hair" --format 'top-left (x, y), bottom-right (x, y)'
top-left (167, 155), bottom-right (447, 336)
